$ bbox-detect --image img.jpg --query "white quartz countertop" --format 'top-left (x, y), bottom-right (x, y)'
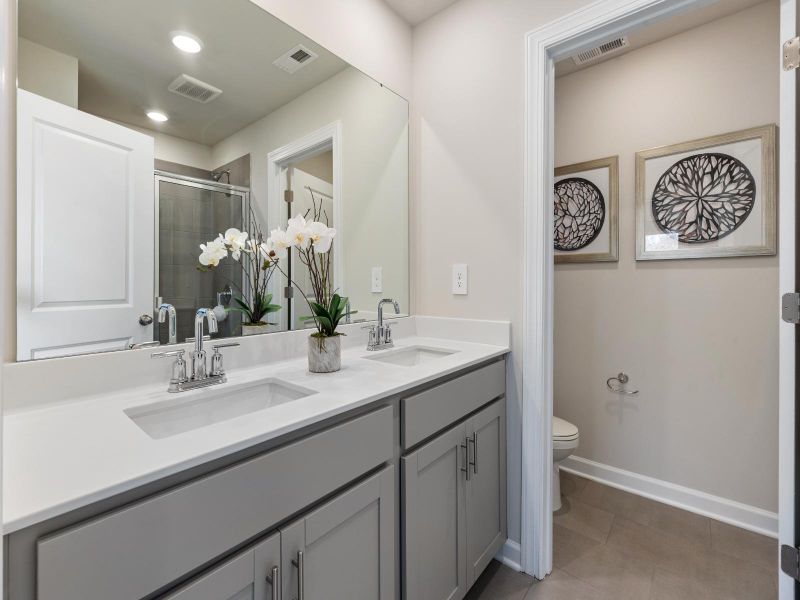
top-left (4, 331), bottom-right (508, 533)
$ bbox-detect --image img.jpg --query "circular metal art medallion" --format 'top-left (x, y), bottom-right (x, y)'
top-left (651, 153), bottom-right (756, 244)
top-left (554, 177), bottom-right (605, 251)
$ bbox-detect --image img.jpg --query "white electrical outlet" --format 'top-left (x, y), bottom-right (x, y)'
top-left (452, 264), bottom-right (468, 295)
top-left (371, 266), bottom-right (383, 293)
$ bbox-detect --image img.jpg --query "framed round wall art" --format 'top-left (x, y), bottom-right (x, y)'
top-left (635, 124), bottom-right (776, 261)
top-left (554, 155), bottom-right (619, 263)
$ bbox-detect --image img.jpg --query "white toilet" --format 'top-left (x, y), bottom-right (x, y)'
top-left (552, 416), bottom-right (579, 511)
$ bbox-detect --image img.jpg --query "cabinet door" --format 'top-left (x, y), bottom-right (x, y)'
top-left (162, 532), bottom-right (280, 600)
top-left (402, 422), bottom-right (468, 600)
top-left (465, 400), bottom-right (507, 587)
top-left (281, 465), bottom-right (395, 600)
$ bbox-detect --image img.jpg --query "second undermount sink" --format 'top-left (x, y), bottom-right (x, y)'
top-left (363, 345), bottom-right (458, 367)
top-left (125, 379), bottom-right (317, 439)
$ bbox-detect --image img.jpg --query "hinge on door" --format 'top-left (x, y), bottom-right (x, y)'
top-left (284, 190), bottom-right (294, 203)
top-left (784, 36), bottom-right (800, 70)
top-left (781, 545), bottom-right (800, 581)
top-left (782, 293), bottom-right (800, 323)
top-left (284, 286), bottom-right (294, 299)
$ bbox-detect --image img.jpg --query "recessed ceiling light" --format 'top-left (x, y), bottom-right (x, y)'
top-left (147, 111), bottom-right (169, 122)
top-left (171, 32), bottom-right (203, 54)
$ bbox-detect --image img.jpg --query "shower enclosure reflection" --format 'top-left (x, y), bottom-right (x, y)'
top-left (155, 173), bottom-right (249, 343)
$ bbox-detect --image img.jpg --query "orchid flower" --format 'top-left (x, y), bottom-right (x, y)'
top-left (286, 214), bottom-right (312, 249)
top-left (308, 221), bottom-right (336, 253)
top-left (198, 238), bottom-right (227, 267)
top-left (221, 228), bottom-right (248, 260)
top-left (266, 228), bottom-right (294, 257)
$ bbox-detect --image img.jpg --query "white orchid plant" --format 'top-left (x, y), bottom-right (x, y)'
top-left (198, 214), bottom-right (281, 327)
top-left (268, 189), bottom-right (354, 338)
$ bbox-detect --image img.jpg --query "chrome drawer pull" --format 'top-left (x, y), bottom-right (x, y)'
top-left (469, 432), bottom-right (478, 475)
top-left (266, 565), bottom-right (280, 600)
top-left (292, 551), bottom-right (304, 600)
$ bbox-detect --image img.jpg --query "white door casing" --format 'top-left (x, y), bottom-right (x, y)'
top-left (778, 1), bottom-right (797, 597)
top-left (16, 90), bottom-right (155, 360)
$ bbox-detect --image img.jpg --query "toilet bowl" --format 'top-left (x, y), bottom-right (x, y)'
top-left (553, 416), bottom-right (579, 511)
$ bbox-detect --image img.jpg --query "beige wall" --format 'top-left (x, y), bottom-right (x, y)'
top-left (553, 1), bottom-right (779, 511)
top-left (18, 38), bottom-right (77, 108)
top-left (118, 122), bottom-right (214, 171)
top-left (412, 0), bottom-right (593, 544)
top-left (212, 67), bottom-right (410, 315)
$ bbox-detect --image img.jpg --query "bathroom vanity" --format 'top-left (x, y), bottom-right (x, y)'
top-left (3, 319), bottom-right (510, 600)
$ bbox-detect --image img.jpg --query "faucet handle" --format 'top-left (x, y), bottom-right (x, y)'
top-left (152, 349), bottom-right (188, 387)
top-left (212, 342), bottom-right (240, 350)
top-left (151, 349), bottom-right (185, 359)
top-left (362, 324), bottom-right (379, 350)
top-left (383, 322), bottom-right (395, 346)
top-left (210, 342), bottom-right (238, 377)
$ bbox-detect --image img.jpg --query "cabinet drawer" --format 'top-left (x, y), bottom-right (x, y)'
top-left (37, 405), bottom-right (394, 600)
top-left (402, 360), bottom-right (505, 449)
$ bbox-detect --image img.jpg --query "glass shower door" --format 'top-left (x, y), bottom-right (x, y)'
top-left (155, 174), bottom-right (249, 343)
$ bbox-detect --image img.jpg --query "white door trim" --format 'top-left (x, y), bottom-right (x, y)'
top-left (266, 121), bottom-right (343, 330)
top-left (778, 0), bottom-right (797, 597)
top-left (522, 0), bottom-right (744, 579)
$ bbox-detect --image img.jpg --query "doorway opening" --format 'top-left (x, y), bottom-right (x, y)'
top-left (266, 122), bottom-right (342, 331)
top-left (522, 3), bottom-right (793, 597)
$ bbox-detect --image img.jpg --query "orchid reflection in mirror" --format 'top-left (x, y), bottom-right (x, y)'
top-left (266, 191), bottom-right (356, 372)
top-left (197, 210), bottom-right (282, 337)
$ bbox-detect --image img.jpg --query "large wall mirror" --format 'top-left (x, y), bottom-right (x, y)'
top-left (15, 0), bottom-right (409, 360)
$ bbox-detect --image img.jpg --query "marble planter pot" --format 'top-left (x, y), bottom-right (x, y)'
top-left (241, 323), bottom-right (271, 336)
top-left (308, 334), bottom-right (342, 373)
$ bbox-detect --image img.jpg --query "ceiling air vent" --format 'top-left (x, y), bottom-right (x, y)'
top-left (572, 36), bottom-right (630, 65)
top-left (168, 74), bottom-right (223, 104)
top-left (273, 44), bottom-right (319, 74)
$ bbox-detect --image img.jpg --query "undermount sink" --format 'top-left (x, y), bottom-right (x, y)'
top-left (363, 345), bottom-right (458, 367)
top-left (125, 379), bottom-right (317, 439)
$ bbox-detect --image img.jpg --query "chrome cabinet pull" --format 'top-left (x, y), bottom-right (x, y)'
top-left (265, 565), bottom-right (280, 600)
top-left (468, 432), bottom-right (478, 475)
top-left (460, 441), bottom-right (471, 481)
top-left (292, 551), bottom-right (304, 600)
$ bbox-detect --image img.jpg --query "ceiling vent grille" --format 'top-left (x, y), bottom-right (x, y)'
top-left (273, 44), bottom-right (319, 74)
top-left (572, 36), bottom-right (630, 65)
top-left (168, 74), bottom-right (223, 104)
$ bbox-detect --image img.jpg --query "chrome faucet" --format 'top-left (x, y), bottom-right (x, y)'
top-left (151, 308), bottom-right (238, 393)
top-left (192, 308), bottom-right (218, 380)
top-left (364, 299), bottom-right (400, 351)
top-left (158, 303), bottom-right (177, 344)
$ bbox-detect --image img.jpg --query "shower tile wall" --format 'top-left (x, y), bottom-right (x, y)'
top-left (157, 181), bottom-right (244, 343)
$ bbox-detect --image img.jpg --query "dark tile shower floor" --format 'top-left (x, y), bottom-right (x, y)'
top-left (465, 472), bottom-right (778, 599)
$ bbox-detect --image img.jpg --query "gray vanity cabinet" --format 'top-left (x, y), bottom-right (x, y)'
top-left (402, 422), bottom-right (468, 600)
top-left (281, 465), bottom-right (396, 600)
top-left (162, 533), bottom-right (281, 600)
top-left (402, 399), bottom-right (506, 600)
top-left (465, 399), bottom-right (506, 587)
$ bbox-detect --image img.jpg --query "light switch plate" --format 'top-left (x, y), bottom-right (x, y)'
top-left (371, 266), bottom-right (383, 293)
top-left (452, 264), bottom-right (468, 295)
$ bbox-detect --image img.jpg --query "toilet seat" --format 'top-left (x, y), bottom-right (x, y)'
top-left (553, 416), bottom-right (579, 442)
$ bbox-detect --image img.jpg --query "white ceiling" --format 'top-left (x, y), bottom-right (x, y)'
top-left (383, 0), bottom-right (459, 25)
top-left (19, 0), bottom-right (349, 145)
top-left (555, 0), bottom-right (769, 77)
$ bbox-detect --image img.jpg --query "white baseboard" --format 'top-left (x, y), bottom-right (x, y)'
top-left (495, 539), bottom-right (522, 571)
top-left (561, 456), bottom-right (778, 538)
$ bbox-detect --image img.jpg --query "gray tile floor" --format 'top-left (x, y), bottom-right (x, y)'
top-left (466, 472), bottom-right (778, 600)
